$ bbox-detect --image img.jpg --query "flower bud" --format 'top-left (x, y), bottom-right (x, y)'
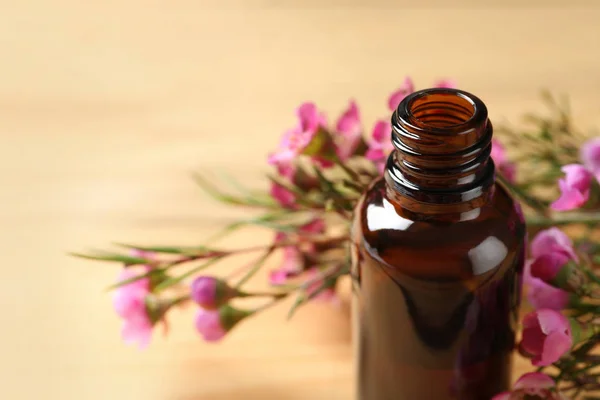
top-left (530, 252), bottom-right (586, 292)
top-left (527, 277), bottom-right (579, 311)
top-left (190, 276), bottom-right (239, 310)
top-left (195, 305), bottom-right (251, 342)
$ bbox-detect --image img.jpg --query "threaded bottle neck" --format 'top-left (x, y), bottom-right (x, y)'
top-left (385, 88), bottom-right (495, 211)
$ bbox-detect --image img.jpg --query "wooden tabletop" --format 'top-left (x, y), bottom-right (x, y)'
top-left (3, 1), bottom-right (600, 399)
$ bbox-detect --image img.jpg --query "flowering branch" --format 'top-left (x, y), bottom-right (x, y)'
top-left (74, 77), bottom-right (600, 398)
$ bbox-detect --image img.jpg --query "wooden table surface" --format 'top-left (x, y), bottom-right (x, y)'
top-left (3, 1), bottom-right (600, 399)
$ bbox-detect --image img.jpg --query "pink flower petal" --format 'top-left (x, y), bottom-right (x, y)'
top-left (521, 325), bottom-right (545, 356)
top-left (113, 289), bottom-right (146, 319)
top-left (536, 309), bottom-right (570, 337)
top-left (388, 77), bottom-right (415, 111)
top-left (527, 277), bottom-right (570, 310)
top-left (490, 392), bottom-right (510, 400)
top-left (270, 182), bottom-right (296, 208)
top-left (581, 137), bottom-right (600, 174)
top-left (297, 102), bottom-right (326, 132)
top-left (268, 103), bottom-right (327, 166)
top-left (275, 162), bottom-right (295, 179)
top-left (514, 372), bottom-right (555, 390)
top-left (529, 252), bottom-right (570, 282)
top-left (269, 269), bottom-right (290, 285)
top-left (365, 148), bottom-right (386, 162)
top-left (491, 139), bottom-right (517, 183)
top-left (433, 79), bottom-right (457, 89)
top-left (530, 228), bottom-right (577, 261)
top-left (366, 120), bottom-right (393, 172)
top-left (551, 185), bottom-right (587, 211)
top-left (195, 308), bottom-right (227, 342)
top-left (551, 164), bottom-right (592, 211)
top-left (335, 100), bottom-right (362, 161)
top-left (371, 120), bottom-right (392, 143)
top-left (121, 312), bottom-right (152, 349)
top-left (299, 218), bottom-right (326, 235)
top-left (113, 269), bottom-right (150, 319)
top-left (521, 309), bottom-right (573, 367)
top-left (538, 330), bottom-right (572, 366)
top-left (562, 164), bottom-right (593, 191)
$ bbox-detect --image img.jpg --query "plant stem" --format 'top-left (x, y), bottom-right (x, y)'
top-left (526, 212), bottom-right (600, 227)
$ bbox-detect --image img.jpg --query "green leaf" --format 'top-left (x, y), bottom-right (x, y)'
top-left (105, 268), bottom-right (165, 291)
top-left (286, 276), bottom-right (337, 319)
top-left (267, 174), bottom-right (305, 196)
top-left (205, 211), bottom-right (300, 243)
top-left (154, 256), bottom-right (224, 291)
top-left (193, 173), bottom-right (278, 209)
top-left (341, 179), bottom-right (366, 193)
top-left (216, 171), bottom-right (254, 196)
top-left (70, 252), bottom-right (150, 265)
top-left (585, 267), bottom-right (600, 285)
top-left (235, 248), bottom-right (275, 288)
top-left (286, 293), bottom-right (306, 320)
top-left (287, 263), bottom-right (349, 319)
top-left (113, 243), bottom-right (213, 256)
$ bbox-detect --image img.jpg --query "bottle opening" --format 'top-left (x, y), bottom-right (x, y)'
top-left (408, 91), bottom-right (476, 128)
top-left (387, 88), bottom-right (495, 210)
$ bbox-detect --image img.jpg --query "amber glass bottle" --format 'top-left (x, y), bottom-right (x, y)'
top-left (351, 89), bottom-right (525, 400)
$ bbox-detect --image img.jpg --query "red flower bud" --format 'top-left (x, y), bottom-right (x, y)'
top-left (190, 276), bottom-right (238, 310)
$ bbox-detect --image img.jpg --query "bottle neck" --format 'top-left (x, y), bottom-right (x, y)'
top-left (384, 88), bottom-right (496, 215)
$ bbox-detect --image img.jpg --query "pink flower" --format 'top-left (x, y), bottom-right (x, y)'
top-left (195, 305), bottom-right (250, 342)
top-left (551, 164), bottom-right (593, 211)
top-left (269, 219), bottom-right (325, 285)
top-left (122, 311), bottom-right (153, 349)
top-left (388, 77), bottom-right (415, 111)
top-left (191, 277), bottom-right (218, 308)
top-left (491, 139), bottom-right (517, 183)
top-left (492, 372), bottom-right (558, 400)
top-left (366, 120), bottom-right (393, 173)
top-left (191, 276), bottom-right (238, 310)
top-left (195, 308), bottom-right (227, 342)
top-left (529, 252), bottom-right (571, 284)
top-left (113, 270), bottom-right (149, 318)
top-left (526, 276), bottom-right (571, 311)
top-left (521, 309), bottom-right (573, 366)
top-left (530, 228), bottom-right (577, 261)
top-left (275, 162), bottom-right (295, 179)
top-left (580, 137), bottom-right (600, 180)
top-left (305, 268), bottom-right (339, 304)
top-left (335, 100), bottom-right (363, 161)
top-left (270, 182), bottom-right (296, 208)
top-left (433, 79), bottom-right (457, 89)
top-left (269, 246), bottom-right (304, 285)
top-left (268, 102), bottom-right (327, 166)
top-left (270, 157), bottom-right (297, 208)
top-left (112, 269), bottom-right (153, 348)
top-left (299, 218), bottom-right (326, 235)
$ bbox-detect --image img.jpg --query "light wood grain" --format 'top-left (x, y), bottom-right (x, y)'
top-left (2, 1), bottom-right (600, 399)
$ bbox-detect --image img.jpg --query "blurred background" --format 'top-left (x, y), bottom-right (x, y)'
top-left (2, 1), bottom-right (600, 399)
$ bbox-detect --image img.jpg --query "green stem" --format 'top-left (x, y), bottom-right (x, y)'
top-left (526, 212), bottom-right (600, 227)
top-left (234, 248), bottom-right (275, 288)
top-left (155, 256), bottom-right (225, 291)
top-left (332, 153), bottom-right (361, 182)
top-left (251, 292), bottom-right (291, 314)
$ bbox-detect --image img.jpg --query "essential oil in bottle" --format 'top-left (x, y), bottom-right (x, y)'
top-left (351, 88), bottom-right (525, 400)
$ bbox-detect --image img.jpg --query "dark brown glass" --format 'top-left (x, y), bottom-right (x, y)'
top-left (351, 89), bottom-right (526, 400)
